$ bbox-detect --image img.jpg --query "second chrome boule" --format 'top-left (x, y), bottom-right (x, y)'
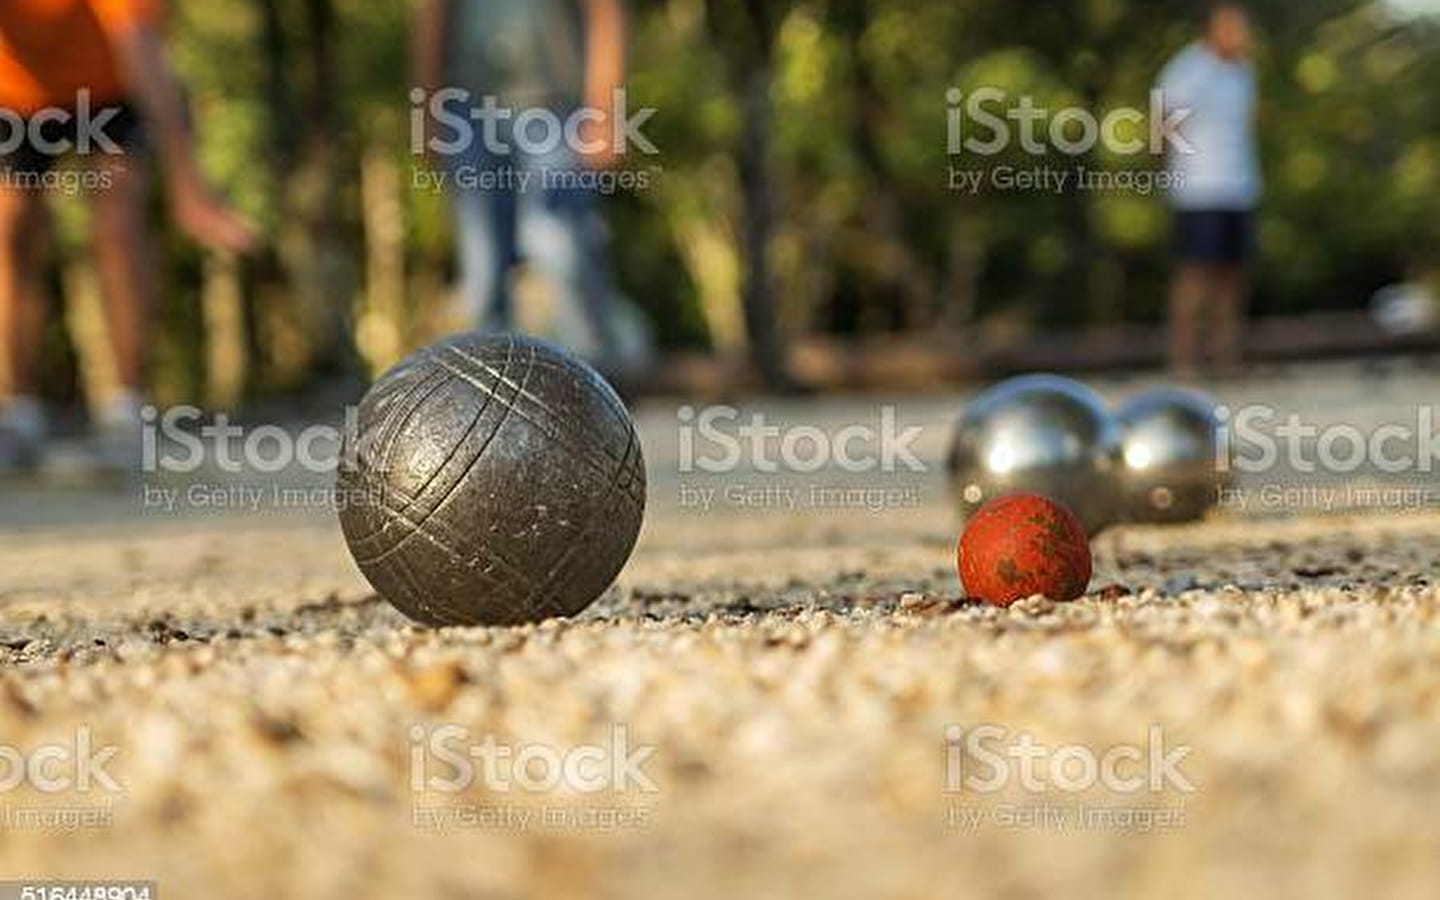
top-left (1116, 386), bottom-right (1227, 523)
top-left (945, 374), bottom-right (1122, 534)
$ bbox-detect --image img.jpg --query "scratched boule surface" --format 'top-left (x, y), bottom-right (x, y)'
top-left (2, 363), bottom-right (1440, 899)
top-left (337, 333), bottom-right (647, 627)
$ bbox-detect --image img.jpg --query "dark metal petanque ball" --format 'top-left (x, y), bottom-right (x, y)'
top-left (336, 332), bottom-right (646, 626)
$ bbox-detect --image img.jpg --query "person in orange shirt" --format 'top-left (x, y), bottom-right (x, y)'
top-left (0, 0), bottom-right (255, 474)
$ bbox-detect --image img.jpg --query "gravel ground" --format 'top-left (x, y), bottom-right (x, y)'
top-left (2, 360), bottom-right (1440, 899)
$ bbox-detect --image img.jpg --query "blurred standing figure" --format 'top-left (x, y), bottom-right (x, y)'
top-left (1157, 2), bottom-right (1261, 377)
top-left (414, 0), bottom-right (645, 377)
top-left (0, 0), bottom-right (255, 475)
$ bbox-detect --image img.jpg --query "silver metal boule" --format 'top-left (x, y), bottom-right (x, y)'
top-left (1116, 386), bottom-right (1228, 523)
top-left (945, 374), bottom-right (1122, 534)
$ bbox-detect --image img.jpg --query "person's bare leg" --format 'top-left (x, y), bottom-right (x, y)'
top-left (89, 154), bottom-right (154, 395)
top-left (1167, 263), bottom-right (1209, 379)
top-left (0, 184), bottom-right (50, 468)
top-left (0, 185), bottom-right (49, 400)
top-left (1210, 264), bottom-right (1248, 374)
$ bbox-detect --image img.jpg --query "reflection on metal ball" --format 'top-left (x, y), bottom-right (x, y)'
top-left (1116, 386), bottom-right (1227, 523)
top-left (945, 374), bottom-right (1122, 534)
top-left (337, 332), bottom-right (646, 626)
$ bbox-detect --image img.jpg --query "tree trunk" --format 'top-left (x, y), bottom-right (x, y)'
top-left (358, 148), bottom-right (408, 373)
top-left (202, 254), bottom-right (247, 409)
top-left (736, 64), bottom-right (790, 388)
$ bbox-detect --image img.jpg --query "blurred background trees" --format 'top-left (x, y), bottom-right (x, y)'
top-left (42, 0), bottom-right (1440, 405)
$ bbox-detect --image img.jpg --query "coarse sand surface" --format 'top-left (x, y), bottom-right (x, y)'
top-left (2, 362), bottom-right (1439, 899)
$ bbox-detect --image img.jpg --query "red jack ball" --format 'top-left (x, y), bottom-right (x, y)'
top-left (957, 493), bottom-right (1092, 606)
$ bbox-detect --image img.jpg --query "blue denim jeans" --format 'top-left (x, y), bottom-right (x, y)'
top-left (445, 129), bottom-right (622, 371)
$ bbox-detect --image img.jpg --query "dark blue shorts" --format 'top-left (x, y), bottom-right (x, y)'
top-left (0, 102), bottom-right (146, 177)
top-left (1174, 209), bottom-right (1254, 265)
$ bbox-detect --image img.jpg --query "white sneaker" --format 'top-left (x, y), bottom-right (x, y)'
top-left (91, 390), bottom-right (147, 477)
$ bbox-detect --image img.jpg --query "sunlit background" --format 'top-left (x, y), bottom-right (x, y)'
top-left (32, 0), bottom-right (1440, 407)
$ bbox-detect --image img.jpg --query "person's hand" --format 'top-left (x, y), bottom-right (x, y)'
top-left (170, 173), bottom-right (258, 254)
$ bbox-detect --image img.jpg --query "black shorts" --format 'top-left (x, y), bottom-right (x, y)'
top-left (1174, 209), bottom-right (1254, 265)
top-left (0, 101), bottom-right (146, 178)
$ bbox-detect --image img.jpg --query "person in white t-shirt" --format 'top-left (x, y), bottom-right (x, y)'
top-left (1156, 2), bottom-right (1260, 377)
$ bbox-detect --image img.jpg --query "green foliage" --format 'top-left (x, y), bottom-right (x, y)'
top-left (87, 0), bottom-right (1440, 394)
